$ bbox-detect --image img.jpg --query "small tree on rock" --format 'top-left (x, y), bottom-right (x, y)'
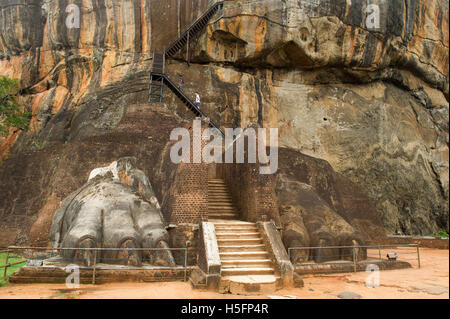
top-left (0, 76), bottom-right (30, 136)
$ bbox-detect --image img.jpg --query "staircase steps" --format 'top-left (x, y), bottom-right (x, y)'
top-left (221, 268), bottom-right (275, 276)
top-left (212, 220), bottom-right (275, 279)
top-left (219, 244), bottom-right (266, 252)
top-left (216, 232), bottom-right (261, 239)
top-left (219, 251), bottom-right (269, 259)
top-left (221, 259), bottom-right (272, 267)
top-left (164, 1), bottom-right (224, 59)
top-left (209, 213), bottom-right (238, 220)
top-left (208, 179), bottom-right (238, 220)
top-left (211, 216), bottom-right (279, 294)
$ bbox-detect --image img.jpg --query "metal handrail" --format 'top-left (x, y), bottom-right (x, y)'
top-left (287, 243), bottom-right (421, 270)
top-left (287, 244), bottom-right (419, 251)
top-left (3, 246), bottom-right (191, 283)
top-left (161, 74), bottom-right (224, 136)
top-left (164, 1), bottom-right (224, 58)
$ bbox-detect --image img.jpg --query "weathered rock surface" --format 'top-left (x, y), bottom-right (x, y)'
top-left (276, 148), bottom-right (379, 262)
top-left (0, 103), bottom-right (184, 246)
top-left (0, 0), bottom-right (448, 241)
top-left (50, 157), bottom-right (175, 266)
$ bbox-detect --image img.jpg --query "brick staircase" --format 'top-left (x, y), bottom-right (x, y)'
top-left (208, 179), bottom-right (278, 294)
top-left (208, 179), bottom-right (239, 220)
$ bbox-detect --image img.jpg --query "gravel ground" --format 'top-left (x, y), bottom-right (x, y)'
top-left (0, 248), bottom-right (447, 299)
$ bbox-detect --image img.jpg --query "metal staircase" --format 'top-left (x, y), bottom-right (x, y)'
top-left (148, 52), bottom-right (165, 103)
top-left (165, 1), bottom-right (224, 59)
top-left (148, 1), bottom-right (225, 135)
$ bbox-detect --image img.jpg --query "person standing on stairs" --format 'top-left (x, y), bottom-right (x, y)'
top-left (194, 92), bottom-right (201, 107)
top-left (178, 74), bottom-right (184, 89)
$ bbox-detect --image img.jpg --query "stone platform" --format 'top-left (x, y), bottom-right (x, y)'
top-left (218, 275), bottom-right (281, 295)
top-left (9, 257), bottom-right (190, 284)
top-left (294, 258), bottom-right (412, 275)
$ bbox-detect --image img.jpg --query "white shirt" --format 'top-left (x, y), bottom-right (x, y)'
top-left (195, 94), bottom-right (200, 104)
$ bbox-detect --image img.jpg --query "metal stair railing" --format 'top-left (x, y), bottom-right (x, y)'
top-left (148, 2), bottom-right (225, 136)
top-left (161, 74), bottom-right (224, 136)
top-left (164, 1), bottom-right (224, 59)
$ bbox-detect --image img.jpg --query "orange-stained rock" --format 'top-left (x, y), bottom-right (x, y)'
top-left (0, 0), bottom-right (448, 243)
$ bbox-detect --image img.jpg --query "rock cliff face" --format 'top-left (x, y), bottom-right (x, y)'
top-left (0, 0), bottom-right (448, 244)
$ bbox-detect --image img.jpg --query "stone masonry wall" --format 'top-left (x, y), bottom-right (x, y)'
top-left (169, 120), bottom-right (210, 224)
top-left (217, 135), bottom-right (281, 225)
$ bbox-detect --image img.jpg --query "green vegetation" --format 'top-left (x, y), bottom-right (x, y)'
top-left (0, 76), bottom-right (30, 136)
top-left (426, 230), bottom-right (449, 238)
top-left (48, 292), bottom-right (77, 299)
top-left (0, 252), bottom-right (26, 287)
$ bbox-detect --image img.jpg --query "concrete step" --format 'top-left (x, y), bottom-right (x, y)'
top-left (221, 259), bottom-right (272, 268)
top-left (219, 251), bottom-right (269, 259)
top-left (213, 221), bottom-right (255, 227)
top-left (209, 215), bottom-right (238, 220)
top-left (221, 268), bottom-right (275, 276)
top-left (215, 226), bottom-right (258, 232)
top-left (216, 232), bottom-right (261, 239)
top-left (208, 195), bottom-right (233, 198)
top-left (209, 212), bottom-right (238, 217)
top-left (208, 210), bottom-right (237, 214)
top-left (208, 205), bottom-right (235, 209)
top-left (208, 210), bottom-right (236, 214)
top-left (208, 205), bottom-right (236, 209)
top-left (217, 238), bottom-right (262, 245)
top-left (219, 275), bottom-right (279, 295)
top-left (208, 180), bottom-right (227, 184)
top-left (218, 244), bottom-right (265, 252)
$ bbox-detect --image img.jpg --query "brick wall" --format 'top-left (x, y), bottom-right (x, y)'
top-left (169, 119), bottom-right (209, 224)
top-left (217, 134), bottom-right (281, 225)
top-left (368, 236), bottom-right (449, 249)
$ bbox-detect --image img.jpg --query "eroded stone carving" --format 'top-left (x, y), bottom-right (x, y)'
top-left (50, 157), bottom-right (175, 267)
top-left (277, 174), bottom-right (367, 263)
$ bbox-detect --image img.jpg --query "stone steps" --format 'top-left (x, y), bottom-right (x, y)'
top-left (213, 219), bottom-right (275, 276)
top-left (208, 179), bottom-right (238, 220)
top-left (221, 267), bottom-right (275, 276)
top-left (209, 213), bottom-right (238, 220)
top-left (215, 227), bottom-right (258, 232)
top-left (219, 251), bottom-right (269, 260)
top-left (216, 232), bottom-right (261, 239)
top-left (208, 206), bottom-right (236, 211)
top-left (221, 259), bottom-right (272, 268)
top-left (211, 216), bottom-right (278, 294)
top-left (217, 238), bottom-right (263, 245)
